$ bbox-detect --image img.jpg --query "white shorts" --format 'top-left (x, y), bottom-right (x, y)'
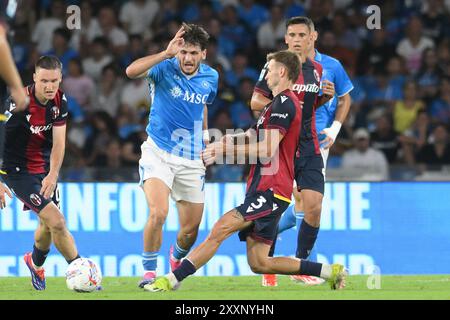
top-left (138, 137), bottom-right (206, 203)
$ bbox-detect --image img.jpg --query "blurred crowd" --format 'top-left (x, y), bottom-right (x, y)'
top-left (7, 0), bottom-right (450, 181)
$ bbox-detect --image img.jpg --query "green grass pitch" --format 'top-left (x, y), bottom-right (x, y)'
top-left (1, 275), bottom-right (450, 300)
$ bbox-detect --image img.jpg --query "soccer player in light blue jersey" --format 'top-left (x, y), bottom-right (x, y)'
top-left (126, 23), bottom-right (219, 288)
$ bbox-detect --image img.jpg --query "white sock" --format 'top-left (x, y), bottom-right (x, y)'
top-left (166, 272), bottom-right (179, 288)
top-left (320, 264), bottom-right (332, 279)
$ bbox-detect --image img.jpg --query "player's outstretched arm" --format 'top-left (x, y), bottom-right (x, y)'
top-left (235, 129), bottom-right (283, 161)
top-left (125, 27), bottom-right (186, 79)
top-left (0, 25), bottom-right (28, 111)
top-left (201, 128), bottom-right (260, 166)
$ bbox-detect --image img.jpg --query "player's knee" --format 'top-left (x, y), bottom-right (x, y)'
top-left (293, 193), bottom-right (304, 212)
top-left (179, 227), bottom-right (199, 244)
top-left (303, 202), bottom-right (322, 227)
top-left (38, 220), bottom-right (50, 233)
top-left (148, 207), bottom-right (168, 227)
top-left (180, 223), bottom-right (200, 236)
top-left (304, 201), bottom-right (322, 217)
top-left (48, 216), bottom-right (67, 234)
top-left (248, 258), bottom-right (269, 274)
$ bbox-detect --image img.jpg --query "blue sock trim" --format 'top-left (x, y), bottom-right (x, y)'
top-left (173, 243), bottom-right (189, 260)
top-left (294, 208), bottom-right (304, 220)
top-left (142, 251), bottom-right (158, 271)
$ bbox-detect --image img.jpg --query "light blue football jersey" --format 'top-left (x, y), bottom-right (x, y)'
top-left (314, 50), bottom-right (354, 134)
top-left (146, 57), bottom-right (219, 160)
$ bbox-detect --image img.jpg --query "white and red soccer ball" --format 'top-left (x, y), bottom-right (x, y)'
top-left (66, 258), bottom-right (102, 292)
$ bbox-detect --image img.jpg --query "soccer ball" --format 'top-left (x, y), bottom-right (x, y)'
top-left (66, 258), bottom-right (102, 292)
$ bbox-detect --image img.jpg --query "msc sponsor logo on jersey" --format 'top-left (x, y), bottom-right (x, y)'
top-left (170, 86), bottom-right (183, 98)
top-left (170, 86), bottom-right (209, 104)
top-left (292, 83), bottom-right (320, 93)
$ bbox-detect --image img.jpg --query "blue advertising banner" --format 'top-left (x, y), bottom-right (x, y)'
top-left (1, 182), bottom-right (449, 277)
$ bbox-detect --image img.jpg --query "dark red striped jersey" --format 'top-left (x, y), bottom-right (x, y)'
top-left (2, 85), bottom-right (68, 174)
top-left (254, 58), bottom-right (323, 157)
top-left (246, 89), bottom-right (302, 201)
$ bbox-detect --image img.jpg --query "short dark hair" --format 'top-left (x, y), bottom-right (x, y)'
top-left (35, 55), bottom-right (63, 70)
top-left (53, 27), bottom-right (71, 43)
top-left (182, 22), bottom-right (209, 50)
top-left (267, 50), bottom-right (301, 82)
top-left (286, 16), bottom-right (315, 32)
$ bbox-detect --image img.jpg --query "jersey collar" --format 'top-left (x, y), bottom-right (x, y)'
top-left (31, 85), bottom-right (49, 108)
top-left (314, 49), bottom-right (323, 63)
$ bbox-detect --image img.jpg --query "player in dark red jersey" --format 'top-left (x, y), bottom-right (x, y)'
top-left (250, 17), bottom-right (336, 285)
top-left (144, 50), bottom-right (346, 292)
top-left (0, 56), bottom-right (81, 290)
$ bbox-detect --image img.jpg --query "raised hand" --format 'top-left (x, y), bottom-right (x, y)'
top-left (164, 27), bottom-right (186, 58)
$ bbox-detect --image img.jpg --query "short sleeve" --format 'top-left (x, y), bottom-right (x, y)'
top-left (266, 95), bottom-right (296, 135)
top-left (254, 62), bottom-right (273, 99)
top-left (331, 60), bottom-right (354, 97)
top-left (53, 93), bottom-right (68, 126)
top-left (147, 59), bottom-right (170, 84)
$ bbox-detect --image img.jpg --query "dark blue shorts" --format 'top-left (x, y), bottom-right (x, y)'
top-left (1, 173), bottom-right (59, 213)
top-left (236, 190), bottom-right (290, 245)
top-left (295, 154), bottom-right (325, 194)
